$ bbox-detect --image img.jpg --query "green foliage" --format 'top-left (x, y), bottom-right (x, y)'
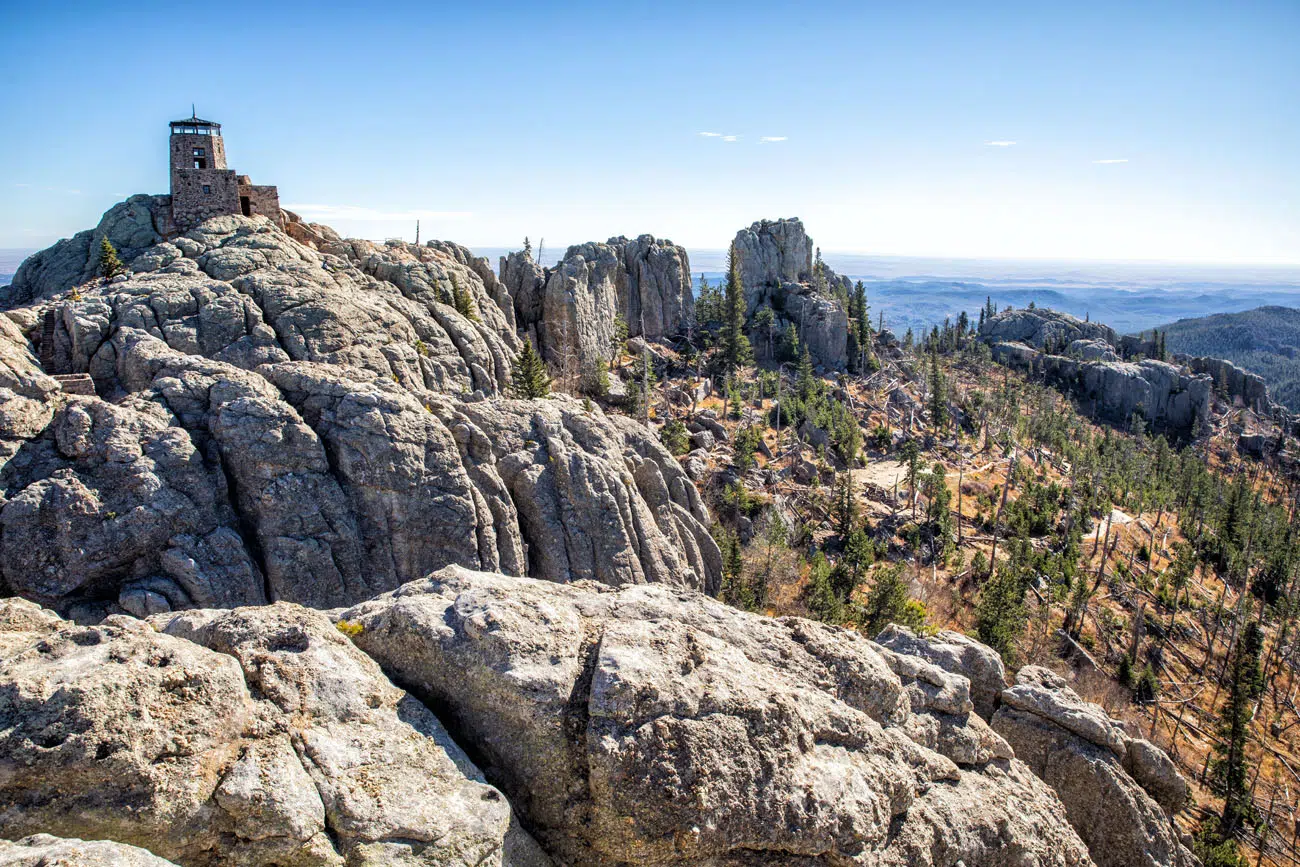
top-left (451, 274), bottom-right (478, 321)
top-left (335, 620), bottom-right (364, 637)
top-left (661, 418), bottom-right (690, 456)
top-left (1212, 620), bottom-right (1265, 837)
top-left (721, 245), bottom-right (753, 374)
top-left (928, 351), bottom-right (949, 432)
top-left (611, 314), bottom-right (629, 362)
top-left (694, 276), bottom-right (724, 327)
top-left (861, 564), bottom-right (927, 636)
top-left (512, 340), bottom-right (551, 399)
top-left (1191, 825), bottom-right (1250, 867)
top-left (587, 358), bottom-right (611, 397)
top-left (975, 567), bottom-right (1028, 663)
top-left (805, 552), bottom-right (842, 623)
top-left (732, 425), bottom-right (763, 471)
top-left (97, 237), bottom-right (126, 279)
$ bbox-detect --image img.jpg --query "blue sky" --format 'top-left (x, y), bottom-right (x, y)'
top-left (1, 0), bottom-right (1296, 262)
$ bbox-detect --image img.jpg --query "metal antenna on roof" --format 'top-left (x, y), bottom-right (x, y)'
top-left (191, 103), bottom-right (196, 119)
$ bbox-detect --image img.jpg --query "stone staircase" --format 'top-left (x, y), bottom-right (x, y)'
top-left (51, 374), bottom-right (95, 396)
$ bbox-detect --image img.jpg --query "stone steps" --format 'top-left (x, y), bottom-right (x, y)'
top-left (51, 374), bottom-right (95, 396)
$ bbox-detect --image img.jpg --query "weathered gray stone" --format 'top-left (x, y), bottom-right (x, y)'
top-left (981, 308), bottom-right (1117, 349)
top-left (876, 624), bottom-right (1008, 720)
top-left (0, 204), bottom-right (720, 612)
top-left (341, 566), bottom-right (1096, 866)
top-left (0, 835), bottom-right (179, 866)
top-left (0, 596), bottom-right (544, 866)
top-left (502, 237), bottom-right (691, 392)
top-left (992, 666), bottom-right (1194, 867)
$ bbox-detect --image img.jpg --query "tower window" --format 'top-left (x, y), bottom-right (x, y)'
top-left (192, 147), bottom-right (205, 157)
top-left (202, 185), bottom-right (211, 194)
top-left (194, 157), bottom-right (207, 169)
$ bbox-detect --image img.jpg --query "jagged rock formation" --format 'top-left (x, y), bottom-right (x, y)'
top-left (1068, 338), bottom-right (1119, 362)
top-left (982, 308), bottom-right (1216, 434)
top-left (989, 331), bottom-right (1212, 432)
top-left (980, 308), bottom-right (1117, 350)
top-left (500, 236), bottom-right (692, 389)
top-left (876, 624), bottom-right (1009, 720)
top-left (992, 666), bottom-right (1194, 867)
top-left (0, 596), bottom-right (549, 866)
top-left (342, 565), bottom-right (1095, 866)
top-left (3, 195), bottom-right (171, 307)
top-left (731, 218), bottom-right (851, 369)
top-left (0, 203), bottom-right (719, 617)
top-left (0, 835), bottom-right (180, 866)
top-left (1185, 355), bottom-right (1271, 413)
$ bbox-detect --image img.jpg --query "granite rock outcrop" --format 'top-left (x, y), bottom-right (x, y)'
top-left (992, 666), bottom-right (1194, 867)
top-left (0, 203), bottom-right (719, 616)
top-left (341, 565), bottom-right (1096, 866)
top-left (501, 236), bottom-right (692, 390)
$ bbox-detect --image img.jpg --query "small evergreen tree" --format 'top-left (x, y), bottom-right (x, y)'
top-left (451, 275), bottom-right (478, 320)
top-left (660, 418), bottom-right (690, 456)
top-left (975, 567), bottom-right (1028, 663)
top-left (97, 237), bottom-right (126, 280)
top-left (928, 351), bottom-right (949, 432)
top-left (1212, 620), bottom-right (1264, 838)
top-left (721, 245), bottom-right (753, 374)
top-left (610, 314), bottom-right (629, 366)
top-left (862, 564), bottom-right (927, 636)
top-left (512, 340), bottom-right (551, 399)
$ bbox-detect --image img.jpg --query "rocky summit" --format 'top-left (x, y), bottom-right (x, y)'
top-left (0, 200), bottom-right (1216, 866)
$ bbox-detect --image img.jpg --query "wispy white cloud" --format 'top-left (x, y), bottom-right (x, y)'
top-left (14, 183), bottom-right (29, 188)
top-left (759, 136), bottom-right (788, 143)
top-left (697, 131), bottom-right (723, 138)
top-left (1092, 158), bottom-right (1129, 164)
top-left (284, 204), bottom-right (472, 221)
top-left (985, 140), bottom-right (1017, 147)
top-left (722, 135), bottom-right (739, 142)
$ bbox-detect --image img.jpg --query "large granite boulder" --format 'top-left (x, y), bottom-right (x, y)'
top-left (1185, 355), bottom-right (1272, 413)
top-left (730, 218), bottom-right (851, 369)
top-left (981, 308), bottom-right (1117, 350)
top-left (3, 195), bottom-right (169, 307)
top-left (0, 835), bottom-right (179, 866)
top-left (0, 203), bottom-right (719, 617)
top-left (992, 666), bottom-right (1194, 867)
top-left (876, 624), bottom-right (1009, 720)
top-left (0, 596), bottom-right (546, 866)
top-left (1076, 359), bottom-right (1211, 432)
top-left (340, 565), bottom-right (1096, 866)
top-left (732, 217), bottom-right (813, 305)
top-left (990, 332), bottom-right (1212, 433)
top-left (500, 236), bottom-right (692, 391)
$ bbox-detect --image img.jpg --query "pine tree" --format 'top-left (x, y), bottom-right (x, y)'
top-left (610, 314), bottom-right (629, 366)
top-left (512, 340), bottom-right (551, 399)
top-left (97, 237), bottom-right (126, 280)
top-left (834, 472), bottom-right (858, 540)
top-left (796, 344), bottom-right (817, 402)
top-left (451, 275), bottom-right (478, 321)
top-left (862, 564), bottom-right (926, 636)
top-left (721, 245), bottom-right (753, 374)
top-left (928, 351), bottom-right (949, 432)
top-left (754, 306), bottom-right (776, 359)
top-left (1213, 620), bottom-right (1265, 838)
top-left (975, 567), bottom-right (1028, 663)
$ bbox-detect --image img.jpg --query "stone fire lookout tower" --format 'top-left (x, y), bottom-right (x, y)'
top-left (168, 113), bottom-right (280, 230)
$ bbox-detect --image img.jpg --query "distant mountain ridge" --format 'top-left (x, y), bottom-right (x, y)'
top-left (1148, 305), bottom-right (1300, 411)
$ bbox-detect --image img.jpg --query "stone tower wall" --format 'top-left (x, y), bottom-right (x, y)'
top-left (236, 178), bottom-right (283, 224)
top-left (170, 130), bottom-right (240, 229)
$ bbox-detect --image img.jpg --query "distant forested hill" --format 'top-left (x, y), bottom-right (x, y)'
top-left (1150, 306), bottom-right (1300, 411)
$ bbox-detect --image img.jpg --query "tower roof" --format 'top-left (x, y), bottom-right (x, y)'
top-left (169, 116), bottom-right (221, 128)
